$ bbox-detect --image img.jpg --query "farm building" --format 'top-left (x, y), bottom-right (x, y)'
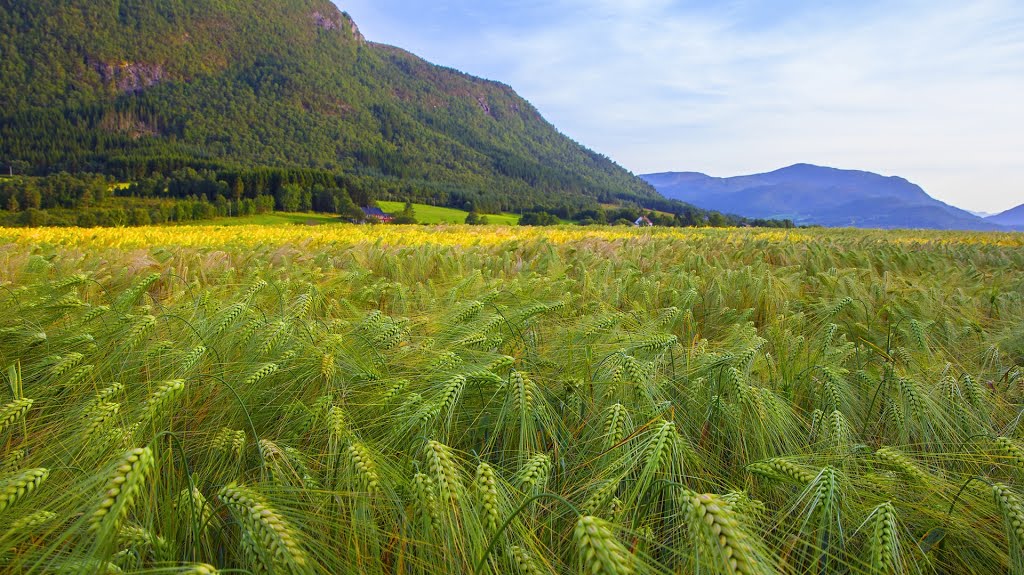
top-left (361, 206), bottom-right (394, 223)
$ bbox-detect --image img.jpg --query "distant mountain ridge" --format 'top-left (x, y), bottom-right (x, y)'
top-left (642, 164), bottom-right (1009, 231)
top-left (986, 204), bottom-right (1024, 228)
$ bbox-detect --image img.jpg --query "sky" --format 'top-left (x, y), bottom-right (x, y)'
top-left (338, 0), bottom-right (1024, 214)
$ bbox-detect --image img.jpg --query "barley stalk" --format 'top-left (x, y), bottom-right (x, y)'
top-left (574, 515), bottom-right (634, 575)
top-left (518, 452), bottom-right (551, 493)
top-left (143, 379), bottom-right (186, 421)
top-left (642, 420), bottom-right (678, 476)
top-left (239, 318), bottom-right (265, 346)
top-left (244, 363), bottom-right (278, 387)
top-left (510, 371), bottom-right (537, 416)
top-left (90, 447), bottom-right (154, 535)
top-left (1, 509), bottom-right (57, 541)
top-left (992, 483), bottom-right (1024, 549)
top-left (748, 458), bottom-right (816, 485)
top-left (93, 382), bottom-right (124, 404)
top-left (634, 334), bottom-right (677, 354)
top-left (865, 502), bottom-right (899, 575)
top-left (0, 468), bottom-right (49, 515)
top-left (79, 304), bottom-right (111, 325)
top-left (0, 398), bottom-right (32, 434)
top-left (583, 479), bottom-right (620, 517)
top-left (874, 447), bottom-right (928, 483)
top-left (127, 315), bottom-right (157, 348)
top-left (511, 545), bottom-right (543, 575)
top-left (327, 405), bottom-right (347, 440)
top-left (1, 449), bottom-right (25, 472)
top-left (475, 461), bottom-right (500, 532)
top-left (175, 486), bottom-right (216, 534)
top-left (897, 378), bottom-right (924, 421)
top-left (383, 379), bottom-right (409, 403)
top-left (50, 352), bottom-right (84, 378)
top-left (118, 523), bottom-right (169, 553)
top-left (181, 345), bottom-right (207, 372)
top-left (180, 564), bottom-right (220, 575)
top-left (63, 364), bottom-right (94, 388)
top-left (620, 354), bottom-right (646, 384)
top-left (213, 427), bottom-right (246, 457)
top-left (211, 302), bottom-right (246, 335)
top-left (426, 439), bottom-right (461, 502)
top-left (995, 437), bottom-right (1024, 471)
top-left (603, 403), bottom-right (629, 450)
top-left (412, 472), bottom-right (440, 530)
top-left (347, 441), bottom-right (381, 493)
top-left (487, 356), bottom-right (515, 373)
top-left (439, 374), bottom-right (467, 416)
top-left (243, 279), bottom-right (268, 301)
top-left (85, 402), bottom-right (121, 438)
top-left (320, 353), bottom-right (336, 380)
top-left (219, 483), bottom-right (308, 573)
top-left (680, 490), bottom-right (773, 575)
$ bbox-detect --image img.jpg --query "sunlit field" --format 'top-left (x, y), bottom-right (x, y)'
top-left (375, 202), bottom-right (521, 225)
top-left (0, 224), bottom-right (1022, 574)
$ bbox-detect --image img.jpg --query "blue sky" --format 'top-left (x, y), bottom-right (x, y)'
top-left (338, 0), bottom-right (1024, 213)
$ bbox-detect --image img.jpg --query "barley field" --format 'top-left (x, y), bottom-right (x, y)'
top-left (0, 224), bottom-right (1022, 574)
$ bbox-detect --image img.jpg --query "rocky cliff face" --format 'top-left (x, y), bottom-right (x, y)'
top-left (311, 10), bottom-right (338, 30)
top-left (311, 9), bottom-right (364, 43)
top-left (91, 60), bottom-right (167, 93)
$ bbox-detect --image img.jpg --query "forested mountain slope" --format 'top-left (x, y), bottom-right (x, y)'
top-left (0, 0), bottom-right (663, 213)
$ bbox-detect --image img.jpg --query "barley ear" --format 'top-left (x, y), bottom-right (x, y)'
top-left (89, 447), bottom-right (154, 536)
top-left (574, 515), bottom-right (634, 575)
top-left (993, 483), bottom-right (1024, 570)
top-left (680, 490), bottom-right (776, 575)
top-left (865, 502), bottom-right (900, 575)
top-left (0, 398), bottom-right (33, 434)
top-left (0, 468), bottom-right (49, 515)
top-left (219, 483), bottom-right (308, 573)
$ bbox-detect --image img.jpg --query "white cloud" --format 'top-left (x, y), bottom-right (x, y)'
top-left (341, 0), bottom-right (1024, 212)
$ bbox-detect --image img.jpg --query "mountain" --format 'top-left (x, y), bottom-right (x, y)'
top-left (0, 0), bottom-right (663, 213)
top-left (986, 204), bottom-right (1024, 229)
top-left (642, 164), bottom-right (1006, 231)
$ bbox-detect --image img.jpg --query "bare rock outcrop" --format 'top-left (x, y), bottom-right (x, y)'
top-left (311, 11), bottom-right (338, 30)
top-left (312, 9), bottom-right (364, 43)
top-left (91, 60), bottom-right (166, 93)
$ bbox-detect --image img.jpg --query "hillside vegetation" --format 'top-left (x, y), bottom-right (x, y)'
top-left (0, 0), bottom-right (665, 214)
top-left (0, 225), bottom-right (1022, 574)
top-left (376, 201), bottom-right (521, 225)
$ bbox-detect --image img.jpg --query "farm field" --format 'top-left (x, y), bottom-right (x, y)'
top-left (201, 212), bottom-right (347, 227)
top-left (377, 201), bottom-right (521, 225)
top-left (0, 224), bottom-right (1022, 574)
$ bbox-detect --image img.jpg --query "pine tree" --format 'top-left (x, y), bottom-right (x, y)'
top-left (393, 199), bottom-right (418, 224)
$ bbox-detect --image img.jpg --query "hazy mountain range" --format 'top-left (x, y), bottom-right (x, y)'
top-left (643, 164), bottom-right (1020, 231)
top-left (985, 204), bottom-right (1024, 228)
